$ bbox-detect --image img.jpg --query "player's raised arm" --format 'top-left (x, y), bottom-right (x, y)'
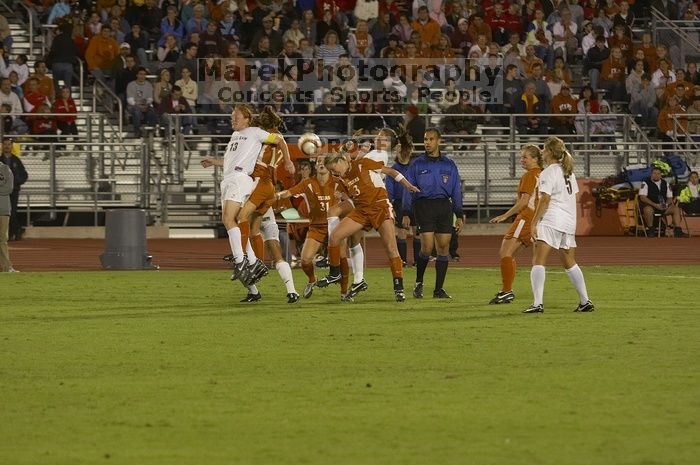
top-left (266, 133), bottom-right (295, 174)
top-left (381, 166), bottom-right (420, 193)
top-left (200, 157), bottom-right (223, 168)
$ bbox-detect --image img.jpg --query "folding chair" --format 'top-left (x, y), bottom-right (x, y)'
top-left (635, 195), bottom-right (668, 237)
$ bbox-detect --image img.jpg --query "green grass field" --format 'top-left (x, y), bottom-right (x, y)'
top-left (2, 266), bottom-right (700, 465)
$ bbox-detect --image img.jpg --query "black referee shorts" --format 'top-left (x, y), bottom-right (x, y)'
top-left (413, 198), bottom-right (453, 234)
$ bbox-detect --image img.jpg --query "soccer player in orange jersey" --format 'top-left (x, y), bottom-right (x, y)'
top-left (488, 144), bottom-right (544, 305)
top-left (318, 131), bottom-right (420, 302)
top-left (276, 156), bottom-right (344, 299)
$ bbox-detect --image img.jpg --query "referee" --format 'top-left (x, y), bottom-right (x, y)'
top-left (402, 127), bottom-right (463, 299)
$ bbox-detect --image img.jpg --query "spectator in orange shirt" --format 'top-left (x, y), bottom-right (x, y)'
top-left (85, 25), bottom-right (120, 87)
top-left (550, 84), bottom-right (578, 134)
top-left (23, 60), bottom-right (55, 103)
top-left (412, 6), bottom-right (440, 51)
top-left (521, 44), bottom-right (544, 78)
top-left (467, 14), bottom-right (492, 45)
top-left (608, 24), bottom-right (633, 61)
top-left (600, 46), bottom-right (627, 101)
top-left (658, 95), bottom-right (687, 142)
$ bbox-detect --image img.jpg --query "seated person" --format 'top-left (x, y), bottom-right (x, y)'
top-left (29, 102), bottom-right (57, 153)
top-left (126, 67), bottom-right (157, 137)
top-left (639, 166), bottom-right (688, 237)
top-left (678, 171), bottom-right (700, 214)
top-left (157, 85), bottom-right (194, 135)
top-left (514, 81), bottom-right (546, 135)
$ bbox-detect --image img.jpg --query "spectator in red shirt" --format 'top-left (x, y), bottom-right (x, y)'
top-left (504, 2), bottom-right (524, 36)
top-left (30, 102), bottom-right (58, 155)
top-left (22, 77), bottom-right (49, 113)
top-left (487, 3), bottom-right (509, 45)
top-left (53, 86), bottom-right (79, 150)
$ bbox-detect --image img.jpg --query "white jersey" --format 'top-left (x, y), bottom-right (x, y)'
top-left (538, 163), bottom-right (578, 234)
top-left (364, 149), bottom-right (388, 187)
top-left (223, 126), bottom-right (272, 179)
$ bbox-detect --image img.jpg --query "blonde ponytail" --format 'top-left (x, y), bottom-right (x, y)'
top-left (543, 136), bottom-right (574, 176)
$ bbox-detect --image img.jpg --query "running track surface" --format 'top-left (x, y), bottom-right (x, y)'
top-left (7, 236), bottom-right (700, 272)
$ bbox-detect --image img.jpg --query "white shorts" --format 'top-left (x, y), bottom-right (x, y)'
top-left (260, 207), bottom-right (279, 242)
top-left (536, 224), bottom-right (577, 250)
top-left (220, 172), bottom-right (255, 205)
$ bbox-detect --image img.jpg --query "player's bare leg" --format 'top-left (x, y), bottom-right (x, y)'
top-left (300, 237), bottom-right (323, 298)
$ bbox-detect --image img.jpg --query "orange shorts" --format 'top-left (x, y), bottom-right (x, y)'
top-left (250, 179), bottom-right (275, 215)
top-left (306, 224), bottom-right (328, 244)
top-left (505, 214), bottom-right (533, 245)
top-left (346, 201), bottom-right (393, 231)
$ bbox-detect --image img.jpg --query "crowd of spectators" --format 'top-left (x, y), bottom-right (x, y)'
top-left (0, 0), bottom-right (698, 141)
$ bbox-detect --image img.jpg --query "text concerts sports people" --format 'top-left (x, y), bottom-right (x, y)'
top-left (319, 139), bottom-right (420, 302)
top-left (488, 145), bottom-right (543, 304)
top-left (524, 136), bottom-right (594, 314)
top-left (402, 127), bottom-right (463, 299)
top-left (200, 105), bottom-right (295, 287)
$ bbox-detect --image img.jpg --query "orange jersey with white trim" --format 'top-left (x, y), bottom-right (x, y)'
top-left (338, 158), bottom-right (388, 210)
top-left (287, 176), bottom-right (343, 225)
top-left (516, 167), bottom-right (541, 219)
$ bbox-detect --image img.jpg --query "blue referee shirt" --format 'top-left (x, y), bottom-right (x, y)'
top-left (385, 160), bottom-right (411, 205)
top-left (401, 153), bottom-right (463, 217)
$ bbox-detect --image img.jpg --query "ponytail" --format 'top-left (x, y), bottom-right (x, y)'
top-left (254, 105), bottom-right (282, 131)
top-left (394, 124), bottom-right (414, 163)
top-left (543, 136), bottom-right (574, 177)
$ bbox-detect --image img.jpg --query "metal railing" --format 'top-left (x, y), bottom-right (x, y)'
top-left (11, 111), bottom-right (700, 226)
top-left (92, 79), bottom-right (124, 138)
top-left (651, 7), bottom-right (700, 68)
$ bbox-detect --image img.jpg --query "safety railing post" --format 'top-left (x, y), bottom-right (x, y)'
top-left (141, 136), bottom-right (151, 210)
top-left (49, 144), bottom-right (56, 221)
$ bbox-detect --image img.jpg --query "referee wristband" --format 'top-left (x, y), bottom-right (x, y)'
top-left (395, 174), bottom-right (405, 182)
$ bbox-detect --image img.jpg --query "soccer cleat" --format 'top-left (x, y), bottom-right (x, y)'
top-left (316, 272), bottom-right (341, 288)
top-left (433, 288), bottom-right (452, 299)
top-left (522, 304), bottom-right (544, 314)
top-left (240, 292), bottom-right (262, 302)
top-left (674, 228), bottom-right (689, 238)
top-left (489, 291), bottom-right (515, 305)
top-left (287, 293), bottom-right (300, 304)
top-left (347, 279), bottom-right (368, 298)
top-left (223, 254), bottom-right (234, 262)
top-left (340, 293), bottom-right (354, 302)
top-left (574, 300), bottom-right (595, 312)
top-left (230, 257), bottom-right (249, 281)
top-left (315, 256), bottom-right (329, 268)
top-left (412, 282), bottom-right (424, 298)
top-left (244, 258), bottom-right (269, 286)
top-left (394, 289), bottom-right (406, 302)
top-left (302, 281), bottom-right (316, 299)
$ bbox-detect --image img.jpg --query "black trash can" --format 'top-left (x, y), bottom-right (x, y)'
top-left (100, 209), bottom-right (158, 270)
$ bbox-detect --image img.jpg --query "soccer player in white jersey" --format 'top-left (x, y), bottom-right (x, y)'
top-left (201, 105), bottom-right (295, 290)
top-left (524, 136), bottom-right (595, 314)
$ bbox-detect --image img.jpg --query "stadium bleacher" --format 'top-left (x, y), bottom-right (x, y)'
top-left (0, 0), bottom-right (698, 230)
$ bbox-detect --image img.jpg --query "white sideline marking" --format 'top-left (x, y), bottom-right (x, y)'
top-left (461, 267), bottom-right (700, 280)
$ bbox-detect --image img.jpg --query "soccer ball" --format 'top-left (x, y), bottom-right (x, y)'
top-left (298, 132), bottom-right (321, 155)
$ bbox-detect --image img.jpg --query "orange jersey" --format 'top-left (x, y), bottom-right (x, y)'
top-left (287, 176), bottom-right (343, 225)
top-left (516, 167), bottom-right (541, 219)
top-left (338, 158), bottom-right (388, 210)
